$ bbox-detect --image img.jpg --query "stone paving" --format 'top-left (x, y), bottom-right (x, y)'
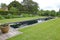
top-left (0, 27), bottom-right (23, 40)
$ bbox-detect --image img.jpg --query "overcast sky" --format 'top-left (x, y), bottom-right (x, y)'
top-left (0, 0), bottom-right (60, 11)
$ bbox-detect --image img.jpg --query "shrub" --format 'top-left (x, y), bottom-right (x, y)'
top-left (0, 15), bottom-right (5, 19)
top-left (12, 15), bottom-right (21, 18)
top-left (5, 14), bottom-right (13, 19)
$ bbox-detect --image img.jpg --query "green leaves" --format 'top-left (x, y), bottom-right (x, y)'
top-left (9, 7), bottom-right (19, 12)
top-left (8, 1), bottom-right (23, 11)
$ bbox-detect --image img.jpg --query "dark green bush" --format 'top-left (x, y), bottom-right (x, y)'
top-left (4, 14), bottom-right (13, 19)
top-left (0, 15), bottom-right (5, 19)
top-left (12, 15), bottom-right (21, 18)
top-left (0, 10), bottom-right (38, 19)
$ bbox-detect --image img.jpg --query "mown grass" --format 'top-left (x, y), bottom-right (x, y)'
top-left (0, 16), bottom-right (44, 24)
top-left (7, 18), bottom-right (60, 40)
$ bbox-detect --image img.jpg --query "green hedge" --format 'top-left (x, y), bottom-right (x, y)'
top-left (0, 11), bottom-right (37, 19)
top-left (0, 11), bottom-right (20, 15)
top-left (0, 11), bottom-right (33, 15)
top-left (0, 15), bottom-right (5, 19)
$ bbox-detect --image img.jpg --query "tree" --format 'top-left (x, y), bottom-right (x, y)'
top-left (38, 10), bottom-right (44, 16)
top-left (1, 3), bottom-right (7, 8)
top-left (50, 10), bottom-right (57, 16)
top-left (22, 0), bottom-right (39, 14)
top-left (44, 10), bottom-right (51, 16)
top-left (1, 3), bottom-right (7, 11)
top-left (9, 7), bottom-right (19, 12)
top-left (57, 9), bottom-right (60, 16)
top-left (8, 0), bottom-right (23, 11)
top-left (9, 7), bottom-right (19, 15)
top-left (29, 1), bottom-right (39, 14)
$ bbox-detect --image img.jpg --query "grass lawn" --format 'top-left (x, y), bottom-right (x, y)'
top-left (0, 16), bottom-right (44, 24)
top-left (7, 18), bottom-right (60, 40)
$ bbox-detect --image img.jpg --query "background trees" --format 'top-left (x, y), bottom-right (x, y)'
top-left (8, 0), bottom-right (23, 11)
top-left (21, 0), bottom-right (39, 14)
top-left (9, 7), bottom-right (19, 12)
top-left (38, 10), bottom-right (58, 17)
top-left (0, 0), bottom-right (60, 20)
top-left (56, 9), bottom-right (60, 17)
top-left (0, 3), bottom-right (8, 11)
top-left (50, 10), bottom-right (57, 16)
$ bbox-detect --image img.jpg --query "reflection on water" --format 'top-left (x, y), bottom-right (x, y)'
top-left (38, 20), bottom-right (44, 23)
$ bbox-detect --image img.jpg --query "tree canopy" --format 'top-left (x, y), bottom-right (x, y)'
top-left (0, 3), bottom-right (7, 11)
top-left (22, 0), bottom-right (39, 14)
top-left (8, 1), bottom-right (23, 11)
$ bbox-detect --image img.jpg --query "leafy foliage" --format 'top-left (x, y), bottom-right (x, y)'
top-left (22, 0), bottom-right (39, 14)
top-left (0, 15), bottom-right (5, 19)
top-left (8, 1), bottom-right (23, 11)
top-left (0, 3), bottom-right (7, 11)
top-left (38, 10), bottom-right (58, 17)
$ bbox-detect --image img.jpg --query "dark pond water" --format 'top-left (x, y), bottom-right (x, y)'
top-left (10, 17), bottom-right (54, 28)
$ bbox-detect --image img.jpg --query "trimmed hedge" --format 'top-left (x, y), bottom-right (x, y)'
top-left (0, 15), bottom-right (5, 19)
top-left (0, 11), bottom-right (20, 15)
top-left (0, 11), bottom-right (35, 19)
top-left (0, 11), bottom-right (33, 15)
